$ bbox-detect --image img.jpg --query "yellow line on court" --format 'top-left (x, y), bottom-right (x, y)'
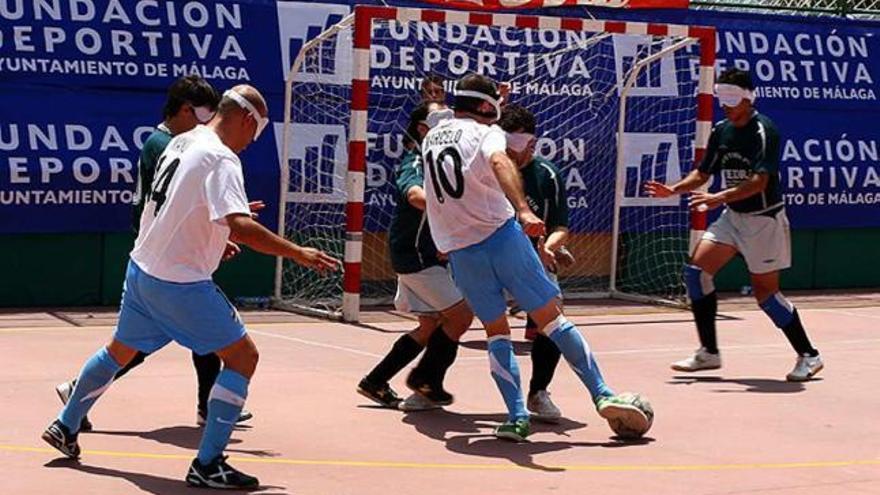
top-left (2, 444), bottom-right (878, 472)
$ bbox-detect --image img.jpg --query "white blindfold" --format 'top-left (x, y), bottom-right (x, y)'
top-left (506, 132), bottom-right (536, 153)
top-left (224, 90), bottom-right (269, 141)
top-left (714, 83), bottom-right (756, 107)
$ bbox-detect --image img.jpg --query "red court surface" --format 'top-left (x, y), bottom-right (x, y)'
top-left (2, 292), bottom-right (879, 494)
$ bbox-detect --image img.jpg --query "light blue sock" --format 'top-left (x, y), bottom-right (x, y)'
top-left (58, 347), bottom-right (121, 433)
top-left (487, 336), bottom-right (528, 422)
top-left (545, 316), bottom-right (614, 401)
top-left (197, 369), bottom-right (249, 465)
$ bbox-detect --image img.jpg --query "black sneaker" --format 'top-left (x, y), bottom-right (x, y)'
top-left (186, 456), bottom-right (259, 489)
top-left (357, 377), bottom-right (402, 408)
top-left (41, 419), bottom-right (81, 459)
top-left (55, 380), bottom-right (94, 432)
top-left (197, 409), bottom-right (254, 426)
top-left (406, 372), bottom-right (454, 406)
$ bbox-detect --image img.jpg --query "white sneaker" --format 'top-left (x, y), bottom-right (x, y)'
top-left (671, 348), bottom-right (721, 372)
top-left (55, 380), bottom-right (74, 405)
top-left (786, 354), bottom-right (824, 382)
top-left (398, 393), bottom-right (441, 412)
top-left (527, 390), bottom-right (562, 423)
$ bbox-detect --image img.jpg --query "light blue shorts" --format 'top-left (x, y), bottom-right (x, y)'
top-left (448, 218), bottom-right (561, 323)
top-left (113, 260), bottom-right (247, 355)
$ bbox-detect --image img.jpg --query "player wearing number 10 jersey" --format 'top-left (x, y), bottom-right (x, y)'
top-left (421, 74), bottom-right (653, 441)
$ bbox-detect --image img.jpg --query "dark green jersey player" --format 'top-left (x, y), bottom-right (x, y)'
top-left (358, 102), bottom-right (475, 412)
top-left (645, 68), bottom-right (821, 382)
top-left (132, 124), bottom-right (173, 230)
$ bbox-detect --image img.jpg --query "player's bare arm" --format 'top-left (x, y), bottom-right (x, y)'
top-left (690, 172), bottom-right (769, 211)
top-left (489, 151), bottom-right (545, 237)
top-left (644, 169), bottom-right (711, 198)
top-left (406, 185), bottom-right (427, 211)
top-left (226, 213), bottom-right (340, 273)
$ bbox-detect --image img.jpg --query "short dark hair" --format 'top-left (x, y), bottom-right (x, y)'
top-left (498, 104), bottom-right (536, 134)
top-left (404, 103), bottom-right (430, 148)
top-left (717, 68), bottom-right (754, 90)
top-left (421, 74), bottom-right (445, 91)
top-left (162, 75), bottom-right (220, 118)
top-left (453, 73), bottom-right (499, 116)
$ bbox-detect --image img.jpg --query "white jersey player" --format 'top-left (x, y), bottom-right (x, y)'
top-left (43, 85), bottom-right (339, 490)
top-left (422, 74), bottom-right (653, 442)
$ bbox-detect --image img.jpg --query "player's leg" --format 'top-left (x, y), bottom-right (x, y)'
top-left (672, 213), bottom-right (740, 371)
top-left (448, 237), bottom-right (530, 441)
top-left (740, 210), bottom-right (821, 380)
top-left (187, 334), bottom-right (259, 489)
top-left (55, 349), bottom-right (150, 432)
top-left (402, 299), bottom-right (472, 410)
top-left (129, 269), bottom-right (258, 489)
top-left (358, 315), bottom-right (435, 408)
top-left (528, 298), bottom-right (563, 423)
top-left (496, 221), bottom-right (650, 437)
top-left (751, 271), bottom-right (822, 380)
top-left (192, 352), bottom-right (253, 426)
top-left (404, 267), bottom-right (472, 406)
top-left (44, 261), bottom-right (170, 458)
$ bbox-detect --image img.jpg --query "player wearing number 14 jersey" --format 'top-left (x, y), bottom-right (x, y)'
top-left (42, 85), bottom-right (339, 489)
top-left (422, 74), bottom-right (653, 441)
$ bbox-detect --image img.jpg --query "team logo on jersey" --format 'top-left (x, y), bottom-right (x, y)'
top-left (613, 36), bottom-right (679, 97)
top-left (274, 123), bottom-right (348, 204)
top-left (276, 2), bottom-right (352, 85)
top-left (620, 132), bottom-right (682, 207)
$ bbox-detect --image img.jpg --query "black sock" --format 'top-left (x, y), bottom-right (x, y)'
top-left (692, 292), bottom-right (719, 354)
top-left (780, 309), bottom-right (819, 357)
top-left (411, 327), bottom-right (459, 389)
top-left (529, 333), bottom-right (562, 397)
top-left (366, 333), bottom-right (423, 385)
top-left (113, 351), bottom-right (148, 380)
top-left (193, 352), bottom-right (222, 413)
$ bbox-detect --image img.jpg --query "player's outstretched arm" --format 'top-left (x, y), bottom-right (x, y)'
top-left (226, 213), bottom-right (340, 274)
top-left (489, 151), bottom-right (545, 237)
top-left (644, 169), bottom-right (710, 198)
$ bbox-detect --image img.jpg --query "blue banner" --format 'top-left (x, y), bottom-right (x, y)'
top-left (1, 1), bottom-right (878, 233)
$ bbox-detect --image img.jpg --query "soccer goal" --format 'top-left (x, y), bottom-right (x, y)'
top-left (275, 5), bottom-right (716, 321)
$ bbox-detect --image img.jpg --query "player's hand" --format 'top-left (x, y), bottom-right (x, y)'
top-left (537, 236), bottom-right (558, 273)
top-left (643, 180), bottom-right (675, 198)
top-left (222, 241), bottom-right (242, 261)
top-left (498, 81), bottom-right (512, 106)
top-left (248, 200), bottom-right (266, 219)
top-left (294, 246), bottom-right (341, 275)
top-left (518, 210), bottom-right (546, 237)
top-left (689, 191), bottom-right (723, 211)
top-left (555, 245), bottom-right (576, 269)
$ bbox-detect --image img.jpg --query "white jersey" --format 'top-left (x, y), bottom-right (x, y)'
top-left (130, 125), bottom-right (250, 283)
top-left (422, 117), bottom-right (514, 253)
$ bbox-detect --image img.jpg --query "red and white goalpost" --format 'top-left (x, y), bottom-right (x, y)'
top-left (276, 5), bottom-right (716, 322)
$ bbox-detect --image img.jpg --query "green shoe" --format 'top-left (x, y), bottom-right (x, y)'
top-left (595, 393), bottom-right (653, 439)
top-left (494, 419), bottom-right (531, 442)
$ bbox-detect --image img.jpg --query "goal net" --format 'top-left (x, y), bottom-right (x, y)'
top-left (276, 6), bottom-right (715, 321)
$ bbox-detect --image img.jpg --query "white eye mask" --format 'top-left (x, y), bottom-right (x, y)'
top-left (426, 108), bottom-right (454, 128)
top-left (453, 88), bottom-right (501, 121)
top-left (506, 132), bottom-right (535, 153)
top-left (193, 105), bottom-right (216, 124)
top-left (714, 83), bottom-right (756, 107)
